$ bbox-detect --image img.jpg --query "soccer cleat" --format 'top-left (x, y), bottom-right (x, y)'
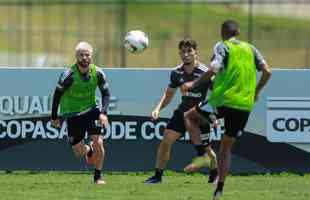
top-left (208, 168), bottom-right (218, 184)
top-left (86, 142), bottom-right (96, 165)
top-left (143, 175), bottom-right (162, 184)
top-left (213, 189), bottom-right (223, 200)
top-left (183, 156), bottom-right (211, 173)
top-left (94, 178), bottom-right (106, 185)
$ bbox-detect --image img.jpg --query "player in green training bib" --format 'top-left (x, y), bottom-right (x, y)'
top-left (181, 20), bottom-right (272, 200)
top-left (51, 42), bottom-right (110, 185)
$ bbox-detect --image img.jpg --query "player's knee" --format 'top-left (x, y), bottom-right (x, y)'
top-left (93, 140), bottom-right (105, 157)
top-left (184, 111), bottom-right (193, 121)
top-left (185, 111), bottom-right (199, 126)
top-left (162, 131), bottom-right (179, 146)
top-left (93, 137), bottom-right (103, 147)
top-left (160, 137), bottom-right (174, 149)
top-left (220, 143), bottom-right (233, 155)
top-left (72, 148), bottom-right (83, 158)
top-left (160, 138), bottom-right (172, 148)
top-left (221, 134), bottom-right (235, 146)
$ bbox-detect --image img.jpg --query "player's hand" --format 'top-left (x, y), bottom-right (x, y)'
top-left (151, 109), bottom-right (160, 121)
top-left (51, 118), bottom-right (60, 128)
top-left (212, 119), bottom-right (220, 128)
top-left (181, 81), bottom-right (194, 92)
top-left (98, 114), bottom-right (109, 128)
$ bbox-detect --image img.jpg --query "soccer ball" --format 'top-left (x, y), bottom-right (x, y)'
top-left (124, 30), bottom-right (149, 53)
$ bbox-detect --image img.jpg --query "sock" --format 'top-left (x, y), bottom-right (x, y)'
top-left (155, 168), bottom-right (163, 179)
top-left (87, 144), bottom-right (93, 157)
top-left (216, 181), bottom-right (224, 191)
top-left (94, 169), bottom-right (101, 181)
top-left (210, 168), bottom-right (218, 174)
top-left (195, 145), bottom-right (206, 156)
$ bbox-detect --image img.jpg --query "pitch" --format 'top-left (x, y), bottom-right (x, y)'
top-left (0, 171), bottom-right (308, 200)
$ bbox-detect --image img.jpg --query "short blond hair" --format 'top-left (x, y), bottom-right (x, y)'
top-left (75, 41), bottom-right (93, 53)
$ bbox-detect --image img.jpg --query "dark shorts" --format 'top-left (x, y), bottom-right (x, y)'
top-left (166, 109), bottom-right (187, 136)
top-left (66, 107), bottom-right (104, 146)
top-left (216, 106), bottom-right (250, 138)
top-left (166, 109), bottom-right (211, 145)
top-left (197, 101), bottom-right (250, 138)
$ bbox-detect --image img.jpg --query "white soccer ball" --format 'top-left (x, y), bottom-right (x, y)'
top-left (124, 30), bottom-right (149, 53)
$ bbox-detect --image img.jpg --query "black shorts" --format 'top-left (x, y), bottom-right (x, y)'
top-left (66, 107), bottom-right (104, 145)
top-left (166, 109), bottom-right (211, 143)
top-left (216, 106), bottom-right (250, 138)
top-left (197, 102), bottom-right (250, 138)
top-left (166, 109), bottom-right (186, 136)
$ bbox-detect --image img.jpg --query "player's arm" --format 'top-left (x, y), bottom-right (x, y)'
top-left (151, 70), bottom-right (179, 120)
top-left (183, 42), bottom-right (224, 91)
top-left (97, 68), bottom-right (110, 128)
top-left (253, 46), bottom-right (272, 101)
top-left (181, 63), bottom-right (217, 92)
top-left (151, 87), bottom-right (177, 121)
top-left (256, 63), bottom-right (271, 101)
top-left (191, 70), bottom-right (216, 89)
top-left (51, 70), bottom-right (73, 128)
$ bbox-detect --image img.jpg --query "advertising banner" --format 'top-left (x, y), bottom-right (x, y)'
top-left (0, 68), bottom-right (310, 173)
top-left (267, 97), bottom-right (310, 143)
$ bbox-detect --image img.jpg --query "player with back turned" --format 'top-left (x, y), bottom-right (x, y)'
top-left (182, 20), bottom-right (272, 199)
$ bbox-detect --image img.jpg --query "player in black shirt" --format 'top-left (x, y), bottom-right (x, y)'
top-left (144, 39), bottom-right (218, 184)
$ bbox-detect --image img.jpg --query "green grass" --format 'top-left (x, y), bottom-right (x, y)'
top-left (0, 171), bottom-right (309, 200)
top-left (0, 3), bottom-right (310, 67)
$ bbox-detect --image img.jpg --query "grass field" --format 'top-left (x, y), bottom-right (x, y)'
top-left (0, 171), bottom-right (309, 200)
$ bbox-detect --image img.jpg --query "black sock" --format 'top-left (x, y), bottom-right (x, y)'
top-left (216, 181), bottom-right (224, 191)
top-left (87, 144), bottom-right (93, 157)
top-left (210, 168), bottom-right (218, 175)
top-left (155, 168), bottom-right (163, 179)
top-left (195, 145), bottom-right (206, 156)
top-left (94, 169), bottom-right (101, 181)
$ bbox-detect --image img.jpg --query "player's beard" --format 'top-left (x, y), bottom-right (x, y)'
top-left (78, 60), bottom-right (90, 69)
